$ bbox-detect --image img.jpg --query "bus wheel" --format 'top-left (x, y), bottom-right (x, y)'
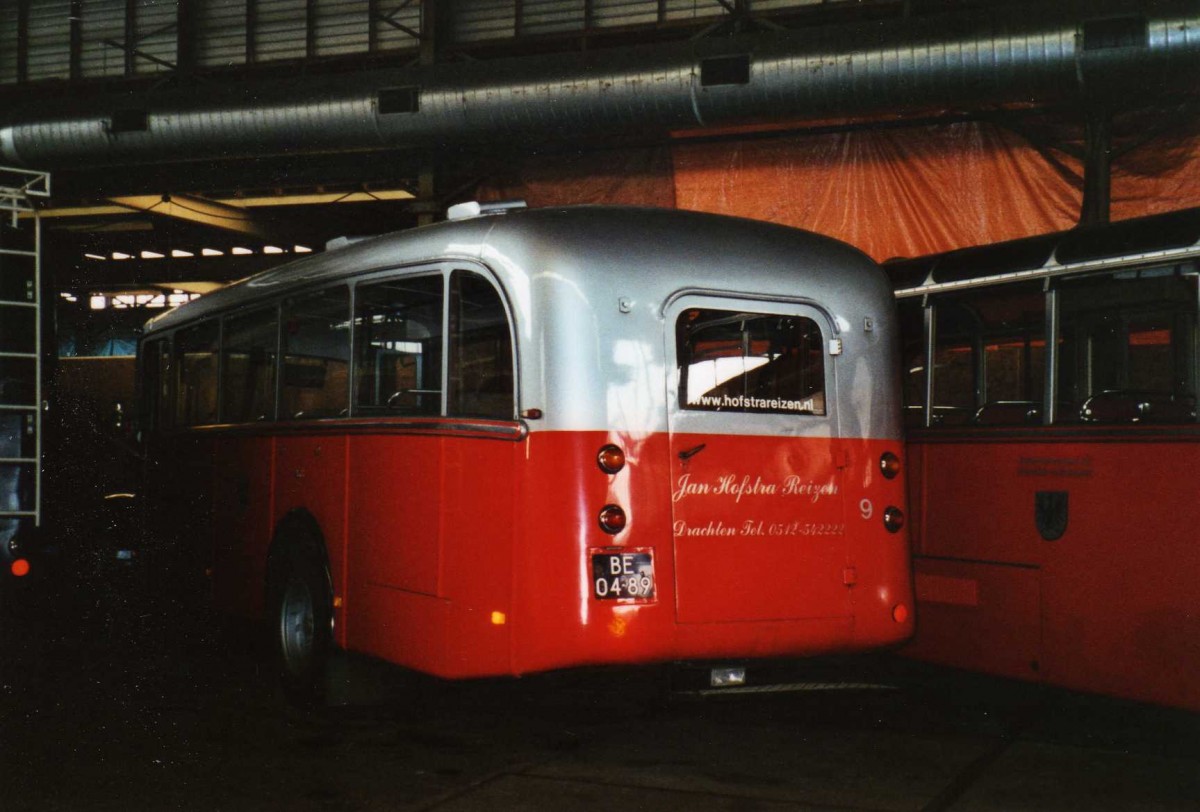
top-left (270, 549), bottom-right (332, 707)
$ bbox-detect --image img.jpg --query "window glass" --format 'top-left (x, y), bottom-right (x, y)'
top-left (1058, 265), bottom-right (1197, 424)
top-left (355, 275), bottom-right (444, 415)
top-left (281, 287), bottom-right (351, 420)
top-left (898, 298), bottom-right (926, 429)
top-left (448, 271), bottom-right (514, 419)
top-left (140, 338), bottom-right (172, 430)
top-left (931, 283), bottom-right (1045, 427)
top-left (677, 309), bottom-right (825, 415)
top-left (174, 322), bottom-right (219, 426)
top-left (222, 308), bottom-right (278, 423)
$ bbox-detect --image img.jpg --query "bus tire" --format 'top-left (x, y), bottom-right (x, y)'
top-left (269, 545), bottom-right (332, 708)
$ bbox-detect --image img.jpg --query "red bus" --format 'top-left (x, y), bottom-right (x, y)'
top-left (138, 204), bottom-right (913, 703)
top-left (891, 208), bottom-right (1200, 711)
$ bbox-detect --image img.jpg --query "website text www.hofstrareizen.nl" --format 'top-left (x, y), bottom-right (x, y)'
top-left (689, 393), bottom-right (818, 412)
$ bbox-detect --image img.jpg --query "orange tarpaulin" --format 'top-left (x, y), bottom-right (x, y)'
top-left (476, 117), bottom-right (1200, 261)
top-left (673, 122), bottom-right (1081, 260)
top-left (474, 146), bottom-right (676, 209)
top-left (1111, 114), bottom-right (1200, 222)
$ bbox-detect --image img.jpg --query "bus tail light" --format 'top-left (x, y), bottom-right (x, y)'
top-left (883, 506), bottom-right (905, 533)
top-left (598, 504), bottom-right (627, 534)
top-left (892, 603), bottom-right (909, 624)
top-left (10, 558), bottom-right (30, 577)
top-left (880, 451), bottom-right (901, 479)
top-left (597, 444), bottom-right (626, 474)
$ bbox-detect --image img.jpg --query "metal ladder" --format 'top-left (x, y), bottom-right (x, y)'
top-left (0, 167), bottom-right (50, 544)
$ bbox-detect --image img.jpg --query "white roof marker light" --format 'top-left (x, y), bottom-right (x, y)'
top-left (446, 200), bottom-right (527, 220)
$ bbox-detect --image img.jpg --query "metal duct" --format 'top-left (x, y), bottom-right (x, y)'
top-left (2, 1), bottom-right (1198, 169)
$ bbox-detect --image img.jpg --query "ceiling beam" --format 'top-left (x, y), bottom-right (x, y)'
top-left (106, 193), bottom-right (273, 238)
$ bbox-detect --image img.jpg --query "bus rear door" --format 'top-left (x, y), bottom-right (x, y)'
top-left (666, 297), bottom-right (849, 625)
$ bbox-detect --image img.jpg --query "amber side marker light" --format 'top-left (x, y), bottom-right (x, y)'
top-left (883, 506), bottom-right (905, 533)
top-left (598, 504), bottom-right (627, 534)
top-left (11, 559), bottom-right (30, 577)
top-left (597, 444), bottom-right (626, 474)
top-left (880, 451), bottom-right (901, 479)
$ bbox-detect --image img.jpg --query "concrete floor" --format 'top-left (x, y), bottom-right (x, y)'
top-left (2, 570), bottom-right (1198, 812)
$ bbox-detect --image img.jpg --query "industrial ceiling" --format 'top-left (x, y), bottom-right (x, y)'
top-left (1, 0), bottom-right (1197, 287)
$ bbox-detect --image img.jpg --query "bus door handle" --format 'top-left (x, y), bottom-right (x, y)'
top-left (678, 443), bottom-right (706, 461)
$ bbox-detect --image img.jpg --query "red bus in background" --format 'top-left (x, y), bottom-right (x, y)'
top-left (137, 204), bottom-right (913, 704)
top-left (891, 207), bottom-right (1200, 711)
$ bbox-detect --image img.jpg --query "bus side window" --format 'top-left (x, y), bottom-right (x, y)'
top-left (354, 275), bottom-right (444, 416)
top-left (898, 299), bottom-right (926, 429)
top-left (140, 338), bottom-right (171, 431)
top-left (1057, 266), bottom-right (1198, 424)
top-left (282, 287), bottom-right (351, 420)
top-left (222, 307), bottom-right (278, 423)
top-left (174, 322), bottom-right (219, 427)
top-left (931, 283), bottom-right (1045, 427)
top-left (448, 271), bottom-right (514, 420)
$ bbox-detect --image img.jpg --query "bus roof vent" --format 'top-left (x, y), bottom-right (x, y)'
top-left (325, 235), bottom-right (370, 251)
top-left (446, 199), bottom-right (527, 221)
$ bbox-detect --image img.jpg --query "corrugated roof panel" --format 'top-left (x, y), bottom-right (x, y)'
top-left (198, 0), bottom-right (247, 68)
top-left (661, 0), bottom-right (727, 23)
top-left (256, 0), bottom-right (308, 62)
top-left (135, 0), bottom-right (178, 74)
top-left (753, 0), bottom-right (825, 11)
top-left (80, 0), bottom-right (127, 78)
top-left (316, 0), bottom-right (369, 57)
top-left (25, 0), bottom-right (71, 81)
top-left (452, 0), bottom-right (516, 43)
top-left (519, 0), bottom-right (584, 36)
top-left (588, 0), bottom-right (658, 29)
top-left (373, 1), bottom-right (420, 52)
top-left (0, 4), bottom-right (19, 84)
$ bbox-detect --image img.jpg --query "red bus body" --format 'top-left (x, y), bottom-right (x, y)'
top-left (892, 209), bottom-right (1200, 710)
top-left (140, 206), bottom-right (913, 680)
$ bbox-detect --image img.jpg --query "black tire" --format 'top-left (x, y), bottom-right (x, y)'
top-left (269, 547), bottom-right (333, 708)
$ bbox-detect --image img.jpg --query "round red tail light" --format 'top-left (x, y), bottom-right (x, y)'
top-left (883, 506), bottom-right (905, 533)
top-left (598, 504), bottom-right (627, 534)
top-left (597, 444), bottom-right (626, 474)
top-left (880, 451), bottom-right (901, 479)
top-left (10, 558), bottom-right (30, 577)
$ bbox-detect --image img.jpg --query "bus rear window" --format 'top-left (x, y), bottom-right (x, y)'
top-left (677, 309), bottom-right (825, 415)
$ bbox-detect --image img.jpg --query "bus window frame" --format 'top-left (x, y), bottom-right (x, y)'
top-left (138, 261), bottom-right (521, 435)
top-left (280, 285), bottom-right (353, 422)
top-left (446, 268), bottom-right (518, 421)
top-left (352, 269), bottom-right (447, 418)
top-left (664, 292), bottom-right (839, 437)
top-left (172, 319), bottom-right (221, 428)
top-left (675, 307), bottom-right (830, 418)
top-left (347, 262), bottom-right (518, 422)
top-left (220, 303), bottom-right (282, 425)
top-left (137, 335), bottom-right (174, 433)
top-left (905, 263), bottom-right (1199, 429)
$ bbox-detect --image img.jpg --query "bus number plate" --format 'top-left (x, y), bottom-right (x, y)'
top-left (591, 551), bottom-right (655, 601)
